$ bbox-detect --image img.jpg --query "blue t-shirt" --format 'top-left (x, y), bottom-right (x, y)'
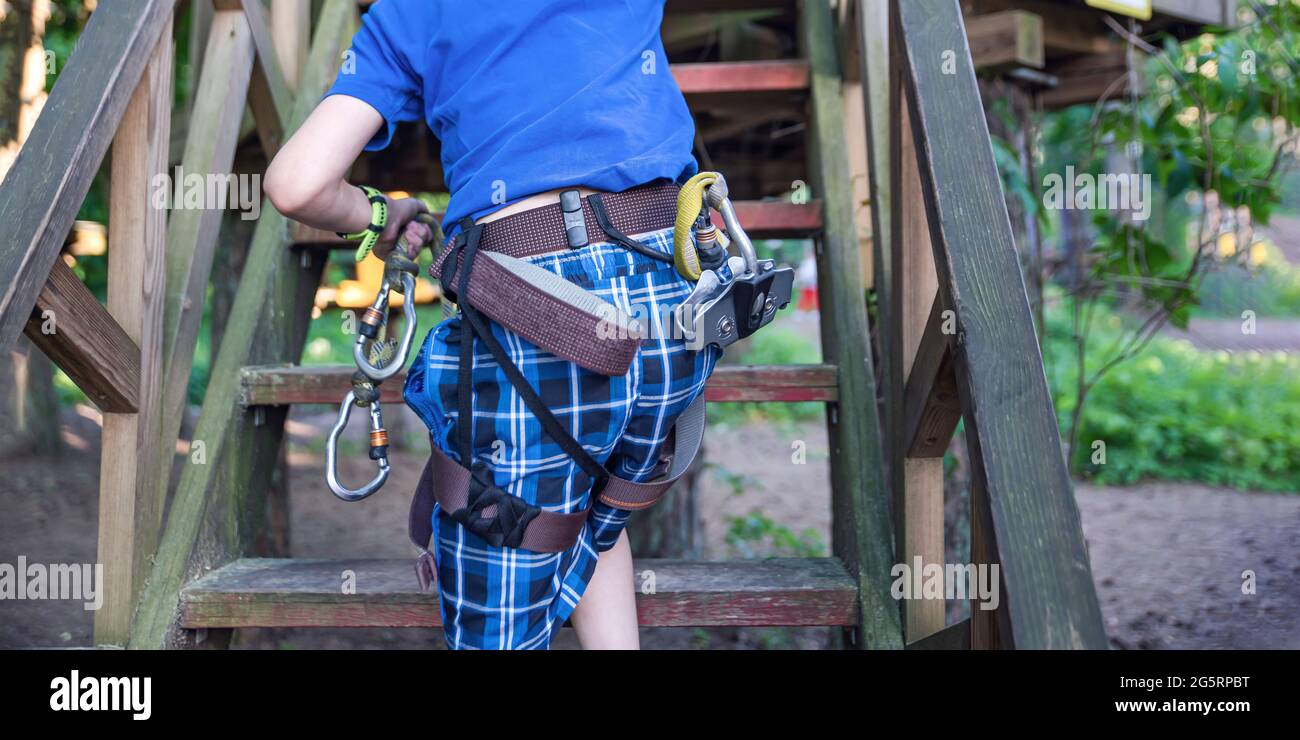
top-left (325, 0), bottom-right (698, 236)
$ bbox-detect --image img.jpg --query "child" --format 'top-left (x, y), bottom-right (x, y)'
top-left (265, 0), bottom-right (716, 650)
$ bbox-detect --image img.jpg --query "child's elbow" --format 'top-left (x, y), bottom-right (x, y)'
top-left (264, 158), bottom-right (315, 219)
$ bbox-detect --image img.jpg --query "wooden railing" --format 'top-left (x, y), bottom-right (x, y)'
top-left (859, 0), bottom-right (1107, 649)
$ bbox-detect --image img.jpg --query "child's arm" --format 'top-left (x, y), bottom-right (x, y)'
top-left (264, 95), bottom-right (433, 257)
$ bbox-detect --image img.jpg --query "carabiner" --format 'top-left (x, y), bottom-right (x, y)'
top-left (325, 390), bottom-right (391, 502)
top-left (704, 181), bottom-right (760, 278)
top-left (353, 257), bottom-right (420, 381)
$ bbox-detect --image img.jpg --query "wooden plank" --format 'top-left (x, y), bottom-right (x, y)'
top-left (131, 0), bottom-right (358, 649)
top-left (906, 617), bottom-right (971, 649)
top-left (179, 557), bottom-right (859, 628)
top-left (672, 60), bottom-right (809, 95)
top-left (890, 9), bottom-right (945, 642)
top-left (157, 10), bottom-right (257, 501)
top-left (271, 0), bottom-right (311, 91)
top-left (24, 260), bottom-right (140, 413)
top-left (857, 0), bottom-right (897, 503)
top-left (901, 296), bottom-right (961, 458)
top-left (94, 17), bottom-right (173, 647)
top-left (296, 200), bottom-right (823, 246)
top-left (965, 10), bottom-right (1045, 70)
top-left (896, 0), bottom-right (1106, 649)
top-left (0, 0), bottom-right (177, 350)
top-left (216, 0), bottom-right (293, 156)
top-left (239, 364), bottom-right (841, 406)
top-left (801, 0), bottom-right (902, 651)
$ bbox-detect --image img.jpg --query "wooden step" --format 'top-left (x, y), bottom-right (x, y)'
top-left (672, 60), bottom-right (808, 96)
top-left (241, 364), bottom-right (838, 406)
top-left (180, 557), bottom-right (859, 629)
top-left (293, 199), bottom-right (823, 247)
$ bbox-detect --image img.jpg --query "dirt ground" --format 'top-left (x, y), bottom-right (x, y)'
top-left (1, 407), bottom-right (1296, 650)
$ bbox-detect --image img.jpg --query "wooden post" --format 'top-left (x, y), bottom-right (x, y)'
top-left (799, 0), bottom-right (902, 650)
top-left (95, 15), bottom-right (173, 646)
top-left (132, 0), bottom-right (357, 648)
top-left (891, 46), bottom-right (945, 642)
top-left (272, 0), bottom-right (311, 91)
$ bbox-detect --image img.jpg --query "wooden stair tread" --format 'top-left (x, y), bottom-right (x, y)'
top-left (293, 199), bottom-right (823, 246)
top-left (180, 557), bottom-right (860, 628)
top-left (241, 363), bottom-right (839, 406)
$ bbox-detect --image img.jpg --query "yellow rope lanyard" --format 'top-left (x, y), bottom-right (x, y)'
top-left (673, 171), bottom-right (721, 281)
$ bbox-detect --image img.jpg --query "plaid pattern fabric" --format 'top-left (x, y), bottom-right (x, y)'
top-left (403, 226), bottom-right (719, 650)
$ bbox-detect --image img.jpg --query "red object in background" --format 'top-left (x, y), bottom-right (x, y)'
top-left (798, 286), bottom-right (819, 312)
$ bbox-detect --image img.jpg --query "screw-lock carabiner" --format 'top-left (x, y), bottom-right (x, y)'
top-left (326, 211), bottom-right (437, 502)
top-left (353, 260), bottom-right (419, 381)
top-left (325, 390), bottom-right (391, 501)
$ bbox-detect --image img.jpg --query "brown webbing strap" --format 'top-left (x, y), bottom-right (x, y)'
top-left (441, 249), bottom-right (642, 376)
top-left (430, 182), bottom-right (680, 276)
top-left (408, 396), bottom-right (708, 583)
top-left (598, 395), bottom-right (707, 510)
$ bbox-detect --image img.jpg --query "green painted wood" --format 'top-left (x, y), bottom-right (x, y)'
top-left (856, 0), bottom-right (900, 533)
top-left (179, 557), bottom-right (860, 629)
top-left (157, 9), bottom-right (258, 533)
top-left (799, 0), bottom-right (902, 650)
top-left (0, 0), bottom-right (176, 350)
top-left (894, 0), bottom-right (1106, 649)
top-left (130, 0), bottom-right (357, 649)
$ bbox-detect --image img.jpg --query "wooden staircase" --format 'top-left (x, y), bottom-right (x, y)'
top-left (0, 0), bottom-right (1107, 650)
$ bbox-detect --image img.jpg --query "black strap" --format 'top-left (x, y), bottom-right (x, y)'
top-left (444, 217), bottom-right (609, 490)
top-left (588, 194), bottom-right (674, 264)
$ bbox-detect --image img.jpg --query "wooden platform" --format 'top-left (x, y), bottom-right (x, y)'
top-left (179, 557), bottom-right (861, 629)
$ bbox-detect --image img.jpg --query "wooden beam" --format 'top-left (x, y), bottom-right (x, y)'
top-left (271, 0), bottom-right (311, 91)
top-left (132, 0), bottom-right (358, 649)
top-left (216, 0), bottom-right (293, 156)
top-left (295, 200), bottom-right (824, 245)
top-left (0, 0), bottom-right (177, 350)
top-left (906, 616), bottom-right (971, 649)
top-left (157, 10), bottom-right (257, 502)
top-left (24, 260), bottom-right (140, 414)
top-left (672, 60), bottom-right (809, 95)
top-left (890, 9), bottom-right (946, 642)
top-left (238, 364), bottom-right (840, 406)
top-left (901, 296), bottom-right (961, 459)
top-left (896, 0), bottom-right (1106, 649)
top-left (179, 557), bottom-right (859, 628)
top-left (95, 20), bottom-right (173, 646)
top-left (965, 10), bottom-right (1045, 70)
top-left (857, 0), bottom-right (897, 506)
top-left (801, 0), bottom-right (902, 651)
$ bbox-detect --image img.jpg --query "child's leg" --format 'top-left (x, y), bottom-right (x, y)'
top-left (570, 530), bottom-right (640, 650)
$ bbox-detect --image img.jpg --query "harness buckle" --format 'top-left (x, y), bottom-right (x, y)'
top-left (448, 465), bottom-right (541, 548)
top-left (560, 189), bottom-right (589, 249)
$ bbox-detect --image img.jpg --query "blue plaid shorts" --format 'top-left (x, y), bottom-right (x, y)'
top-left (403, 226), bottom-right (720, 650)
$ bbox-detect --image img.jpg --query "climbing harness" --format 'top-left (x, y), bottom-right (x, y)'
top-left (320, 178), bottom-right (793, 588)
top-left (325, 189), bottom-right (436, 501)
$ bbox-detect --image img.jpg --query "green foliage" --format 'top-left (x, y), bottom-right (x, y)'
top-left (724, 512), bottom-right (825, 559)
top-left (1043, 301), bottom-right (1300, 492)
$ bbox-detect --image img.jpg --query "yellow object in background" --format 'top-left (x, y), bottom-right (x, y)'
top-left (331, 252), bottom-right (440, 310)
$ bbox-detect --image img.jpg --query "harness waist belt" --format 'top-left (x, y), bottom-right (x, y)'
top-left (431, 182), bottom-right (680, 276)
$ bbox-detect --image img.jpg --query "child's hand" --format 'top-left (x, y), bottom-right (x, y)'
top-left (376, 197), bottom-right (435, 259)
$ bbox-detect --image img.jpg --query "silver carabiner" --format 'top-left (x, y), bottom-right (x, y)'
top-left (704, 181), bottom-right (759, 278)
top-left (353, 268), bottom-right (419, 381)
top-left (325, 391), bottom-right (391, 502)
